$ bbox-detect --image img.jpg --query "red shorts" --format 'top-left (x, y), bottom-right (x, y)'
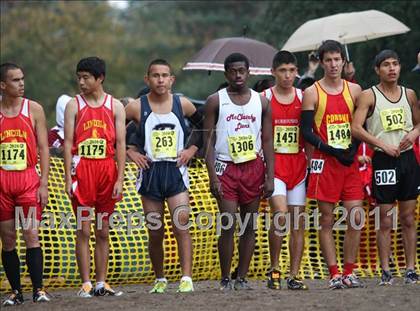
top-left (216, 156), bottom-right (265, 205)
top-left (0, 168), bottom-right (42, 221)
top-left (274, 152), bottom-right (307, 190)
top-left (71, 157), bottom-right (119, 220)
top-left (307, 152), bottom-right (363, 203)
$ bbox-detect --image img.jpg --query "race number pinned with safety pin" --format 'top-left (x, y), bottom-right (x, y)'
top-left (380, 108), bottom-right (405, 132)
top-left (227, 134), bottom-right (257, 164)
top-left (78, 138), bottom-right (106, 159)
top-left (0, 142), bottom-right (27, 170)
top-left (151, 129), bottom-right (177, 159)
top-left (214, 160), bottom-right (227, 176)
top-left (374, 169), bottom-right (397, 186)
top-left (310, 159), bottom-right (324, 174)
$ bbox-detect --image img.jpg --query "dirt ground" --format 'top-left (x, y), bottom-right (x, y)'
top-left (4, 278), bottom-right (420, 311)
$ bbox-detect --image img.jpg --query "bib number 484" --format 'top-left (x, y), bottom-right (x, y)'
top-left (310, 159), bottom-right (324, 174)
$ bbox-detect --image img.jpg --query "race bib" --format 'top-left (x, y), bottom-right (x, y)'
top-left (78, 138), bottom-right (106, 159)
top-left (374, 169), bottom-right (397, 186)
top-left (274, 125), bottom-right (299, 154)
top-left (0, 142), bottom-right (27, 170)
top-left (380, 108), bottom-right (405, 132)
top-left (327, 122), bottom-right (351, 149)
top-left (151, 130), bottom-right (177, 159)
top-left (310, 159), bottom-right (324, 174)
top-left (214, 160), bottom-right (227, 176)
top-left (228, 134), bottom-right (256, 164)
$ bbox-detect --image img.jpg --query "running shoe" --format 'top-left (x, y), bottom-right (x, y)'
top-left (234, 278), bottom-right (252, 290)
top-left (33, 289), bottom-right (51, 302)
top-left (220, 277), bottom-right (233, 291)
top-left (404, 269), bottom-right (419, 284)
top-left (149, 280), bottom-right (168, 294)
top-left (342, 274), bottom-right (365, 288)
top-left (94, 283), bottom-right (123, 296)
top-left (77, 283), bottom-right (94, 298)
top-left (266, 268), bottom-right (281, 290)
top-left (379, 270), bottom-right (393, 286)
top-left (329, 275), bottom-right (345, 290)
top-left (2, 290), bottom-right (24, 306)
top-left (177, 279), bottom-right (194, 293)
top-left (286, 276), bottom-right (308, 290)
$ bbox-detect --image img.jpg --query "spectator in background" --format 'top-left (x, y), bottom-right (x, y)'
top-left (343, 61), bottom-right (357, 83)
top-left (297, 51), bottom-right (319, 90)
top-left (252, 77), bottom-right (275, 92)
top-left (48, 94), bottom-right (72, 156)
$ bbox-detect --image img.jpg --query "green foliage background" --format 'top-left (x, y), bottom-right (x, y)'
top-left (1, 1), bottom-right (419, 126)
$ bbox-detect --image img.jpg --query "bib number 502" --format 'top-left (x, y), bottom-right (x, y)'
top-left (374, 169), bottom-right (396, 186)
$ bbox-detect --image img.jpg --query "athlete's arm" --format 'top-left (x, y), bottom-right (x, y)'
top-left (400, 89), bottom-right (420, 151)
top-left (31, 101), bottom-right (49, 208)
top-left (63, 99), bottom-right (78, 198)
top-left (113, 99), bottom-right (126, 199)
top-left (301, 85), bottom-right (353, 165)
top-left (177, 97), bottom-right (200, 167)
top-left (125, 98), bottom-right (141, 124)
top-left (260, 94), bottom-right (274, 199)
top-left (346, 83), bottom-right (363, 157)
top-left (124, 99), bottom-right (149, 169)
top-left (203, 93), bottom-right (223, 200)
top-left (352, 89), bottom-right (399, 157)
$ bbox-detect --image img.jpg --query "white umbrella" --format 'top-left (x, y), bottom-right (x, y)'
top-left (282, 10), bottom-right (410, 59)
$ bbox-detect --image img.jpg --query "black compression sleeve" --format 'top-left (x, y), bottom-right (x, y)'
top-left (300, 110), bottom-right (337, 156)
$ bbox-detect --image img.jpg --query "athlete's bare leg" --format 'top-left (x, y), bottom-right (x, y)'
top-left (217, 199), bottom-right (238, 279)
top-left (94, 218), bottom-right (110, 283)
top-left (268, 195), bottom-right (287, 269)
top-left (377, 203), bottom-right (394, 271)
top-left (168, 191), bottom-right (193, 277)
top-left (289, 205), bottom-right (305, 276)
top-left (343, 200), bottom-right (363, 265)
top-left (398, 200), bottom-right (417, 270)
top-left (237, 198), bottom-right (260, 279)
top-left (76, 219), bottom-right (92, 283)
top-left (318, 201), bottom-right (337, 267)
top-left (142, 196), bottom-right (165, 279)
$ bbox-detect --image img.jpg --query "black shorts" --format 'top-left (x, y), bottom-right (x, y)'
top-left (372, 149), bottom-right (420, 204)
top-left (136, 161), bottom-right (188, 201)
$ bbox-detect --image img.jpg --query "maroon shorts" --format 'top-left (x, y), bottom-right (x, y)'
top-left (0, 168), bottom-right (42, 221)
top-left (216, 156), bottom-right (265, 205)
top-left (307, 152), bottom-right (364, 203)
top-left (71, 157), bottom-right (119, 221)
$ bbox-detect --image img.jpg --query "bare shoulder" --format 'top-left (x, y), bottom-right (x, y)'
top-left (205, 92), bottom-right (219, 106)
top-left (405, 88), bottom-right (418, 104)
top-left (180, 96), bottom-right (196, 116)
top-left (28, 100), bottom-right (44, 114)
top-left (348, 81), bottom-right (362, 96)
top-left (302, 84), bottom-right (317, 97)
top-left (356, 88), bottom-right (375, 107)
top-left (259, 93), bottom-right (269, 110)
top-left (125, 98), bottom-right (141, 120)
top-left (65, 98), bottom-right (78, 113)
top-left (301, 84), bottom-right (318, 110)
top-left (112, 98), bottom-right (124, 110)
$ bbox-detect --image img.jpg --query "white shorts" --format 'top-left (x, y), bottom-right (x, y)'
top-left (271, 177), bottom-right (306, 206)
